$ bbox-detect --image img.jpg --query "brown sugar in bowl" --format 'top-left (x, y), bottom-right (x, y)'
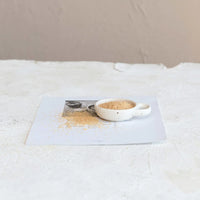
top-left (98, 100), bottom-right (135, 110)
top-left (95, 98), bottom-right (151, 121)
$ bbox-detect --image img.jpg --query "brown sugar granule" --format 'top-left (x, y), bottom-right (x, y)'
top-left (61, 111), bottom-right (101, 128)
top-left (99, 100), bottom-right (135, 110)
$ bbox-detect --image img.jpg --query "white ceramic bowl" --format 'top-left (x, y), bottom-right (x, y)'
top-left (95, 98), bottom-right (151, 121)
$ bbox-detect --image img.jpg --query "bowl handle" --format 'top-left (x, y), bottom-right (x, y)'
top-left (132, 103), bottom-right (151, 117)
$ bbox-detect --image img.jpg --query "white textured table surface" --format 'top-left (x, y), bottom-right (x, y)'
top-left (0, 60), bottom-right (200, 200)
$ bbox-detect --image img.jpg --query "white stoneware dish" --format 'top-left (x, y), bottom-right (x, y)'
top-left (94, 98), bottom-right (151, 121)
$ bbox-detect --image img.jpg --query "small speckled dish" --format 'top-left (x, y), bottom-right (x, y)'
top-left (95, 98), bottom-right (151, 121)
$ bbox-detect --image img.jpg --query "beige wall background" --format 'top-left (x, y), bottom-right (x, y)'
top-left (0, 0), bottom-right (200, 67)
